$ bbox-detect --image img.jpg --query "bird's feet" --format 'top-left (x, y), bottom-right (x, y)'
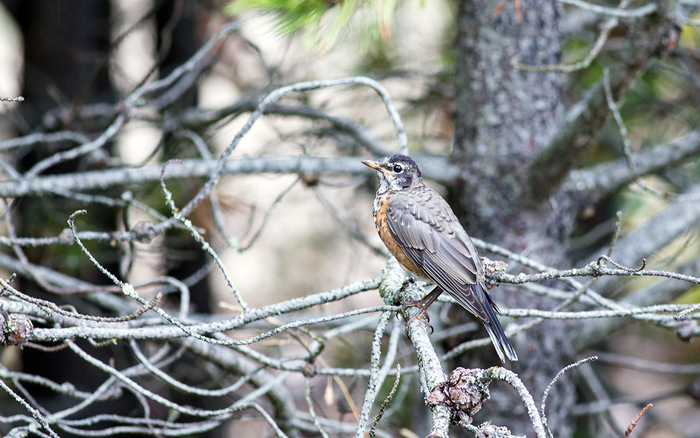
top-left (399, 285), bottom-right (442, 336)
top-left (401, 299), bottom-right (434, 336)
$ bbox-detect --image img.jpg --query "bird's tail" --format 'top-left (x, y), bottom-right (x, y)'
top-left (479, 285), bottom-right (518, 363)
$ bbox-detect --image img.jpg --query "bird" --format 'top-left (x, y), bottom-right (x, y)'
top-left (362, 154), bottom-right (517, 363)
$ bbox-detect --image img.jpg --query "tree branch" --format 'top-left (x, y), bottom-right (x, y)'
top-left (378, 256), bottom-right (451, 437)
top-left (606, 183), bottom-right (700, 267)
top-left (0, 155), bottom-right (459, 198)
top-left (563, 130), bottom-right (700, 202)
top-left (178, 97), bottom-right (395, 157)
top-left (527, 1), bottom-right (678, 201)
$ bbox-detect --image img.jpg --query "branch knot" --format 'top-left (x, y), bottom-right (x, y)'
top-left (0, 312), bottom-right (34, 346)
top-left (427, 367), bottom-right (490, 425)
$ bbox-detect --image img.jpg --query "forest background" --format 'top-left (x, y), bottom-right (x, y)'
top-left (1, 1), bottom-right (700, 437)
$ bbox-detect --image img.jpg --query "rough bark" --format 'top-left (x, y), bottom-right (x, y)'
top-left (452, 0), bottom-right (563, 240)
top-left (449, 0), bottom-right (683, 436)
top-left (451, 1), bottom-right (574, 435)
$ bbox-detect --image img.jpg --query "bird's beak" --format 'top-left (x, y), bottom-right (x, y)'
top-left (361, 159), bottom-right (382, 171)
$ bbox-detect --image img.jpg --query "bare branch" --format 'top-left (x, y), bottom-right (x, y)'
top-left (380, 256), bottom-right (451, 437)
top-left (527, 1), bottom-right (678, 201)
top-left (541, 356), bottom-right (599, 437)
top-left (304, 379), bottom-right (330, 438)
top-left (0, 95), bottom-right (24, 102)
top-left (559, 0), bottom-right (658, 17)
top-left (369, 364), bottom-right (401, 437)
top-left (0, 377), bottom-right (60, 437)
top-left (159, 163), bottom-right (247, 310)
top-left (624, 403), bottom-right (653, 438)
top-left (564, 130), bottom-right (700, 202)
top-left (356, 312), bottom-right (400, 437)
top-left (0, 155), bottom-right (459, 199)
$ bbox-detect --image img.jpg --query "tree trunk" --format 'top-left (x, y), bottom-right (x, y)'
top-left (451, 0), bottom-right (575, 434)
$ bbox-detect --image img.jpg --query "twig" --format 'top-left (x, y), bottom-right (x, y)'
top-left (304, 379), bottom-right (330, 438)
top-left (624, 403), bottom-right (653, 438)
top-left (559, 0), bottom-right (657, 18)
top-left (26, 114), bottom-right (127, 177)
top-left (240, 177), bottom-right (299, 251)
top-left (516, 8), bottom-right (618, 72)
top-left (541, 356), bottom-right (598, 437)
top-left (603, 68), bottom-right (669, 198)
top-left (312, 185), bottom-right (387, 256)
top-left (369, 364), bottom-right (401, 438)
top-left (0, 378), bottom-right (60, 437)
top-left (485, 367), bottom-right (548, 438)
top-left (19, 274), bottom-right (378, 336)
top-left (676, 302), bottom-right (700, 320)
top-left (0, 131), bottom-right (89, 152)
top-left (0, 95), bottom-right (24, 102)
top-left (176, 129), bottom-right (242, 250)
top-left (491, 257), bottom-right (700, 287)
top-left (357, 313), bottom-right (400, 437)
top-left (159, 161), bottom-right (248, 311)
top-left (0, 277), bottom-right (161, 323)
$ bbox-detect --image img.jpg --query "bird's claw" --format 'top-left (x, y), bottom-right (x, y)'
top-left (401, 300), bottom-right (434, 336)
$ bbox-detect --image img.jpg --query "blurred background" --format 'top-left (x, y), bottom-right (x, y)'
top-left (0, 1), bottom-right (699, 437)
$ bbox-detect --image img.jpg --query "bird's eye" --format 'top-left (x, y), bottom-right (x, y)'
top-left (393, 164), bottom-right (403, 173)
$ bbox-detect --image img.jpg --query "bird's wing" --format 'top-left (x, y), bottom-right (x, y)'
top-left (386, 193), bottom-right (492, 322)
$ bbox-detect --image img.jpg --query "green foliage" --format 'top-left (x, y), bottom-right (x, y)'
top-left (225, 0), bottom-right (398, 51)
top-left (680, 19), bottom-right (700, 49)
top-left (227, 0), bottom-right (338, 36)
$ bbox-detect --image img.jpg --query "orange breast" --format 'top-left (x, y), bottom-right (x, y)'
top-left (375, 197), bottom-right (428, 279)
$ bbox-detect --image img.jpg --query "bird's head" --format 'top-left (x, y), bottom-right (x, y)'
top-left (361, 154), bottom-right (423, 192)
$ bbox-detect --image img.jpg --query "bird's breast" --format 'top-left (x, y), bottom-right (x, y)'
top-left (373, 194), bottom-right (429, 280)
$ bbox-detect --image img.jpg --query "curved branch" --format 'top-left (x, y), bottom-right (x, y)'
top-left (179, 97), bottom-right (395, 157)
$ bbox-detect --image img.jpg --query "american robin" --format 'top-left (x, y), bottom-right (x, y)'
top-left (362, 154), bottom-right (518, 363)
